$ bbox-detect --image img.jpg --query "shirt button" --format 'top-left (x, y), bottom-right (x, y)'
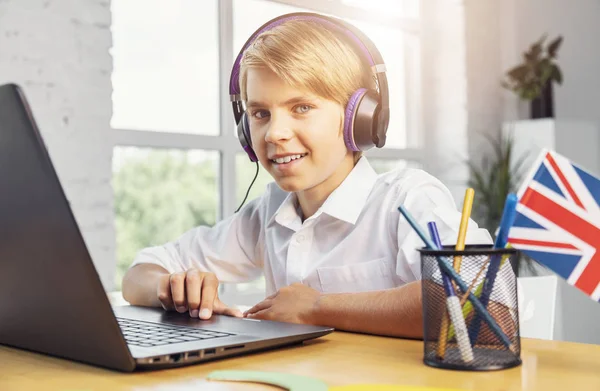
top-left (296, 235), bottom-right (305, 243)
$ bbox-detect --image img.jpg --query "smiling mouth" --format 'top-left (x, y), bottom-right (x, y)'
top-left (270, 153), bottom-right (308, 164)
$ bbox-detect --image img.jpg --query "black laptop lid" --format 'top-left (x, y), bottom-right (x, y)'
top-left (0, 83), bottom-right (135, 371)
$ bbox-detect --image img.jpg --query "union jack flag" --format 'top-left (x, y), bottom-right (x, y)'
top-left (508, 149), bottom-right (600, 302)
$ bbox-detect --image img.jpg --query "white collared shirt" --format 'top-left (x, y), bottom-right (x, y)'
top-left (130, 157), bottom-right (493, 296)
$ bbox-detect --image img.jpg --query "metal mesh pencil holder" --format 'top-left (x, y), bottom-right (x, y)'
top-left (419, 245), bottom-right (522, 371)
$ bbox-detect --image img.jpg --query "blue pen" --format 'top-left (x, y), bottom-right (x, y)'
top-left (428, 222), bottom-right (473, 362)
top-left (398, 205), bottom-right (515, 352)
top-left (427, 223), bottom-right (454, 299)
top-left (468, 193), bottom-right (518, 344)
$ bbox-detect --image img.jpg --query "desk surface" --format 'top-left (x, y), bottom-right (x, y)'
top-left (2, 293), bottom-right (600, 390)
top-left (2, 327), bottom-right (600, 390)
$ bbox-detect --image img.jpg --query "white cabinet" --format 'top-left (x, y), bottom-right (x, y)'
top-left (502, 119), bottom-right (600, 177)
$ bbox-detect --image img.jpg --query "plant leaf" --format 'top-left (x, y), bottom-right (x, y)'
top-left (539, 59), bottom-right (554, 84)
top-left (511, 152), bottom-right (531, 187)
top-left (552, 64), bottom-right (563, 84)
top-left (507, 64), bottom-right (529, 81)
top-left (548, 36), bottom-right (563, 57)
top-left (530, 44), bottom-right (542, 61)
top-left (466, 133), bottom-right (532, 235)
top-left (525, 35), bottom-right (546, 63)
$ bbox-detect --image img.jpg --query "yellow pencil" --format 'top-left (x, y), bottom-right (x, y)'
top-left (436, 188), bottom-right (475, 360)
top-left (454, 188), bottom-right (475, 271)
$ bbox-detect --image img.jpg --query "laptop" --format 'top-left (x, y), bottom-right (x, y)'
top-left (0, 83), bottom-right (333, 372)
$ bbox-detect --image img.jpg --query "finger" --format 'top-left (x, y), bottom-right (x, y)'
top-left (241, 291), bottom-right (277, 316)
top-left (185, 270), bottom-right (202, 318)
top-left (246, 308), bottom-right (272, 320)
top-left (169, 273), bottom-right (187, 313)
top-left (244, 299), bottom-right (272, 317)
top-left (213, 298), bottom-right (243, 318)
top-left (265, 291), bottom-right (278, 300)
top-left (199, 274), bottom-right (219, 319)
top-left (157, 274), bottom-right (175, 311)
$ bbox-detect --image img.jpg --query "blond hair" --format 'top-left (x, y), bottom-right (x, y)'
top-left (238, 19), bottom-right (376, 107)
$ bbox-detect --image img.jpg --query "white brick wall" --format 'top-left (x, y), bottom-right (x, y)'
top-left (0, 0), bottom-right (116, 290)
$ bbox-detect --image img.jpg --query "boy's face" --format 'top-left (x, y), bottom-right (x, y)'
top-left (245, 67), bottom-right (354, 194)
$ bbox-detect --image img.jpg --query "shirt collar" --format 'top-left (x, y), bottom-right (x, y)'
top-left (269, 157), bottom-right (378, 229)
top-left (270, 192), bottom-right (303, 231)
top-left (318, 156), bottom-right (378, 224)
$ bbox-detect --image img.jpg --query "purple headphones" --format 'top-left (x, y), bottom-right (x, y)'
top-left (229, 12), bottom-right (390, 162)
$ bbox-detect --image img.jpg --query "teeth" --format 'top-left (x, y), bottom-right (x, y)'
top-left (273, 154), bottom-right (305, 164)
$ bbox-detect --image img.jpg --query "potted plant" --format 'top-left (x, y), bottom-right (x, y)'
top-left (466, 133), bottom-right (535, 276)
top-left (502, 35), bottom-right (564, 119)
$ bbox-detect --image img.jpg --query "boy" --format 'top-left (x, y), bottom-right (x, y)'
top-left (122, 13), bottom-right (491, 339)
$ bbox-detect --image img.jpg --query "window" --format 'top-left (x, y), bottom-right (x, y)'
top-left (350, 19), bottom-right (408, 148)
top-left (111, 0), bottom-right (219, 134)
top-left (342, 0), bottom-right (419, 18)
top-left (236, 156), bottom-right (274, 205)
top-left (112, 148), bottom-right (219, 289)
top-left (111, 0), bottom-right (422, 297)
top-left (233, 0), bottom-right (311, 53)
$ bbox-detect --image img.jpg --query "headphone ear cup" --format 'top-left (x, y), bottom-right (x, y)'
top-left (347, 89), bottom-right (387, 151)
top-left (343, 88), bottom-right (367, 152)
top-left (237, 113), bottom-right (258, 162)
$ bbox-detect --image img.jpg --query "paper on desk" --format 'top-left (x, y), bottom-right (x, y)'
top-left (207, 370), bottom-right (328, 391)
top-left (329, 386), bottom-right (465, 391)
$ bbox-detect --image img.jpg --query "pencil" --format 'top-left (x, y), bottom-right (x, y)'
top-left (428, 222), bottom-right (473, 363)
top-left (437, 188), bottom-right (474, 359)
top-left (446, 250), bottom-right (512, 340)
top-left (453, 188), bottom-right (475, 271)
top-left (397, 205), bottom-right (515, 353)
top-left (468, 194), bottom-right (518, 344)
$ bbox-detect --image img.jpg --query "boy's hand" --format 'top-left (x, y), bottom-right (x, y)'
top-left (157, 269), bottom-right (242, 319)
top-left (244, 283), bottom-right (321, 325)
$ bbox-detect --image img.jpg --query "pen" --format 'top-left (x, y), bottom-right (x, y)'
top-left (437, 188), bottom-right (474, 359)
top-left (468, 194), bottom-right (518, 344)
top-left (398, 205), bottom-right (515, 352)
top-left (428, 222), bottom-right (473, 362)
top-left (447, 249), bottom-right (512, 340)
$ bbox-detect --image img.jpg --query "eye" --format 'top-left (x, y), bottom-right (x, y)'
top-left (252, 109), bottom-right (270, 120)
top-left (294, 104), bottom-right (312, 114)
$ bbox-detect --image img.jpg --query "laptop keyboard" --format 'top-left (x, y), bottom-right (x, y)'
top-left (116, 317), bottom-right (235, 348)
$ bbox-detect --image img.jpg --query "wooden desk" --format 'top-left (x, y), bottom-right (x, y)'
top-left (2, 330), bottom-right (600, 390)
top-left (2, 294), bottom-right (600, 390)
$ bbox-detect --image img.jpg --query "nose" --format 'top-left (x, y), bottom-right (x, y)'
top-left (264, 112), bottom-right (293, 144)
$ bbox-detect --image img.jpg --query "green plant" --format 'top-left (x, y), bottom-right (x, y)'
top-left (467, 133), bottom-right (535, 275)
top-left (467, 134), bottom-right (525, 233)
top-left (502, 35), bottom-right (564, 101)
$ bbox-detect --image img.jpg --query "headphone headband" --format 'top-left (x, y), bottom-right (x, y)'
top-left (229, 12), bottom-right (389, 125)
